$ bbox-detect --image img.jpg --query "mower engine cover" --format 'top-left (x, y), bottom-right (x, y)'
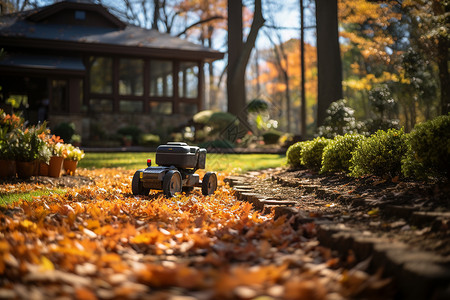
top-left (156, 142), bottom-right (206, 169)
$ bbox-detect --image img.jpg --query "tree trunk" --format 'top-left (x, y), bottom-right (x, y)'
top-left (227, 0), bottom-right (244, 118)
top-left (300, 0), bottom-right (306, 137)
top-left (227, 0), bottom-right (265, 122)
top-left (315, 0), bottom-right (343, 127)
top-left (152, 0), bottom-right (160, 30)
top-left (208, 34), bottom-right (217, 110)
top-left (437, 35), bottom-right (449, 115)
top-left (432, 0), bottom-right (450, 115)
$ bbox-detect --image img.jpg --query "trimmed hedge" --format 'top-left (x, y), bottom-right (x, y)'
top-left (321, 134), bottom-right (366, 174)
top-left (350, 128), bottom-right (407, 177)
top-left (300, 137), bottom-right (332, 171)
top-left (286, 142), bottom-right (303, 167)
top-left (402, 115), bottom-right (450, 179)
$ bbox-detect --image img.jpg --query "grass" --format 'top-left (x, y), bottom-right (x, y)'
top-left (78, 152), bottom-right (287, 173)
top-left (0, 188), bottom-right (67, 205)
top-left (1, 152), bottom-right (286, 205)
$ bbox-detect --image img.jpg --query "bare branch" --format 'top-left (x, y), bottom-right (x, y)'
top-left (176, 15), bottom-right (225, 37)
top-left (264, 24), bottom-right (316, 30)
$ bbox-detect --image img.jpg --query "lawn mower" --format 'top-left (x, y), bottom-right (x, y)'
top-left (131, 142), bottom-right (217, 197)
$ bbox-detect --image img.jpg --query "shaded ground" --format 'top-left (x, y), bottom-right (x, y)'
top-left (228, 167), bottom-right (450, 299)
top-left (248, 168), bottom-right (450, 256)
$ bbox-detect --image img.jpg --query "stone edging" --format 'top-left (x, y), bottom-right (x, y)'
top-left (224, 174), bottom-right (450, 300)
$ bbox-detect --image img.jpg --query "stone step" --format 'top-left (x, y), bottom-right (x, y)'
top-left (317, 223), bottom-right (450, 300)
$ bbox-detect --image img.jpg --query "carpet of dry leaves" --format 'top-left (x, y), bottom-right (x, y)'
top-left (0, 168), bottom-right (393, 300)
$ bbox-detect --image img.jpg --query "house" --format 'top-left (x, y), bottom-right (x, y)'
top-left (0, 0), bottom-right (224, 144)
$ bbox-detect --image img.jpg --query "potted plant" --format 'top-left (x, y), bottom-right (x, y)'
top-left (37, 140), bottom-right (52, 176)
top-left (0, 110), bottom-right (24, 178)
top-left (0, 129), bottom-right (18, 178)
top-left (63, 144), bottom-right (85, 175)
top-left (15, 125), bottom-right (47, 179)
top-left (46, 135), bottom-right (65, 178)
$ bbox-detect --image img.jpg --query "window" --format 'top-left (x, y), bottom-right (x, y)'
top-left (150, 60), bottom-right (173, 97)
top-left (120, 100), bottom-right (142, 113)
top-left (150, 102), bottom-right (172, 115)
top-left (51, 80), bottom-right (68, 113)
top-left (90, 99), bottom-right (113, 113)
top-left (178, 62), bottom-right (198, 98)
top-left (179, 102), bottom-right (198, 115)
top-left (89, 57), bottom-right (112, 94)
top-left (75, 11), bottom-right (86, 20)
top-left (119, 58), bottom-right (144, 96)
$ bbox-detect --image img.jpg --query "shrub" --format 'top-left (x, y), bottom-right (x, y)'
top-left (402, 115), bottom-right (450, 179)
top-left (286, 142), bottom-right (303, 168)
top-left (365, 85), bottom-right (399, 134)
top-left (139, 133), bottom-right (161, 146)
top-left (316, 99), bottom-right (366, 138)
top-left (117, 125), bottom-right (142, 145)
top-left (321, 134), bottom-right (366, 174)
top-left (53, 122), bottom-right (75, 143)
top-left (247, 98), bottom-right (269, 113)
top-left (350, 128), bottom-right (407, 178)
top-left (300, 137), bottom-right (332, 171)
top-left (262, 130), bottom-right (282, 145)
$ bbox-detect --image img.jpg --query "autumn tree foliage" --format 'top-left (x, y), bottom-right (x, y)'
top-left (253, 39), bottom-right (317, 135)
top-left (339, 0), bottom-right (446, 131)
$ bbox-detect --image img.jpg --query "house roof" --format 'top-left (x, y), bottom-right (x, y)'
top-left (0, 1), bottom-right (224, 62)
top-left (0, 53), bottom-right (85, 76)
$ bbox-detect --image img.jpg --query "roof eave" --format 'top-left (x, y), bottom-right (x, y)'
top-left (0, 37), bottom-right (225, 61)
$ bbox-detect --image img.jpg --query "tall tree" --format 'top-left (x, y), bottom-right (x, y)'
top-left (406, 0), bottom-right (450, 115)
top-left (265, 29), bottom-right (292, 133)
top-left (227, 0), bottom-right (265, 121)
top-left (315, 0), bottom-right (343, 127)
top-left (299, 0), bottom-right (306, 137)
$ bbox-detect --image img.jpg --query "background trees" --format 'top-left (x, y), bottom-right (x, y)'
top-left (2, 0), bottom-right (447, 139)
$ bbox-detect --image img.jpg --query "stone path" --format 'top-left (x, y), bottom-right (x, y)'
top-left (225, 169), bottom-right (450, 300)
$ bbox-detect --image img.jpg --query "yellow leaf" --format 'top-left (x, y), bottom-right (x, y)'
top-left (40, 256), bottom-right (54, 271)
top-left (20, 220), bottom-right (37, 231)
top-left (367, 209), bottom-right (379, 216)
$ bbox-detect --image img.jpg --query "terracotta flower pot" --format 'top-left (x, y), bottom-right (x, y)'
top-left (16, 161), bottom-right (37, 179)
top-left (63, 159), bottom-right (78, 175)
top-left (48, 156), bottom-right (64, 178)
top-left (39, 162), bottom-right (49, 176)
top-left (0, 160), bottom-right (16, 178)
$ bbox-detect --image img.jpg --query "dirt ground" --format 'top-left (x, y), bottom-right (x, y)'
top-left (242, 167), bottom-right (450, 257)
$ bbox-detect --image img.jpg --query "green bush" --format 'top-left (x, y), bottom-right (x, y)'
top-left (402, 115), bottom-right (450, 179)
top-left (247, 98), bottom-right (269, 113)
top-left (262, 130), bottom-right (282, 145)
top-left (139, 133), bottom-right (161, 146)
top-left (300, 137), bottom-right (332, 171)
top-left (117, 125), bottom-right (142, 145)
top-left (350, 128), bottom-right (407, 177)
top-left (316, 99), bottom-right (366, 138)
top-left (321, 134), bottom-right (366, 174)
top-left (53, 122), bottom-right (75, 143)
top-left (286, 141), bottom-right (303, 167)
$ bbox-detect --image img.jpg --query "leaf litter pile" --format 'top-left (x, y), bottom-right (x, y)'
top-left (0, 168), bottom-right (393, 299)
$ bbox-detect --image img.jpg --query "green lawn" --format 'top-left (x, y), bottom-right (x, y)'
top-left (78, 152), bottom-right (287, 173)
top-left (1, 152), bottom-right (286, 205)
top-left (0, 188), bottom-right (66, 205)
